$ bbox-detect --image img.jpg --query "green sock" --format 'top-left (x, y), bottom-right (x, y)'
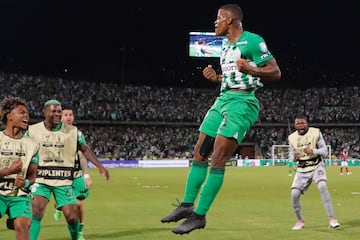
top-left (79, 223), bottom-right (84, 233)
top-left (182, 161), bottom-right (209, 203)
top-left (195, 167), bottom-right (225, 215)
top-left (30, 217), bottom-right (41, 240)
top-left (67, 220), bottom-right (79, 240)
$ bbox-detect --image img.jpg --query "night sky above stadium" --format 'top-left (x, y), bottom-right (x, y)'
top-left (0, 1), bottom-right (358, 87)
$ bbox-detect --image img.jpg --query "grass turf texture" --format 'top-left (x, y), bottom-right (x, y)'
top-left (1, 166), bottom-right (360, 240)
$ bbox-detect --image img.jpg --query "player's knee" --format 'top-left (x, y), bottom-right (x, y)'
top-left (317, 180), bottom-right (327, 190)
top-left (291, 188), bottom-right (301, 199)
top-left (198, 135), bottom-right (215, 158)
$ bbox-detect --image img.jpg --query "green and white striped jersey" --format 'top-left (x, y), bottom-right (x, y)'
top-left (219, 31), bottom-right (274, 92)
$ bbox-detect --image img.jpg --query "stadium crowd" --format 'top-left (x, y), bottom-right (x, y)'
top-left (0, 71), bottom-right (359, 160)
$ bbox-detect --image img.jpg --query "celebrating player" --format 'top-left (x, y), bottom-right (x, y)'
top-left (161, 3), bottom-right (281, 235)
top-left (288, 115), bottom-right (340, 230)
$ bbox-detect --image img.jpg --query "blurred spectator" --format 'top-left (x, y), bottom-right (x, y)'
top-left (0, 71), bottom-right (359, 159)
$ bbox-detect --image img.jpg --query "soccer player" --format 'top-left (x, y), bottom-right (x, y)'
top-left (288, 115), bottom-right (340, 230)
top-left (28, 100), bottom-right (110, 240)
top-left (161, 4), bottom-right (281, 234)
top-left (53, 105), bottom-right (102, 240)
top-left (0, 97), bottom-right (39, 240)
top-left (339, 147), bottom-right (351, 175)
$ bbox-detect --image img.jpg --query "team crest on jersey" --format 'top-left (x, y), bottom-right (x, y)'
top-left (259, 42), bottom-right (268, 53)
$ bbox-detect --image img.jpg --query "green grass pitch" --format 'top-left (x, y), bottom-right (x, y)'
top-left (1, 166), bottom-right (360, 240)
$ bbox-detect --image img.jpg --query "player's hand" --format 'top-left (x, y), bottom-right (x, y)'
top-left (99, 166), bottom-right (110, 181)
top-left (85, 178), bottom-right (93, 188)
top-left (8, 160), bottom-right (22, 175)
top-left (303, 148), bottom-right (313, 154)
top-left (203, 65), bottom-right (217, 82)
top-left (14, 175), bottom-right (25, 188)
top-left (236, 58), bottom-right (252, 74)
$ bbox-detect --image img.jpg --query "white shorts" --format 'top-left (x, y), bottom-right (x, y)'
top-left (341, 161), bottom-right (348, 167)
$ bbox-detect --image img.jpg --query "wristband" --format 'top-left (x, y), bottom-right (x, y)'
top-left (84, 174), bottom-right (90, 179)
top-left (24, 179), bottom-right (30, 188)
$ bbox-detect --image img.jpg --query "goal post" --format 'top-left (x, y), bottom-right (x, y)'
top-left (270, 145), bottom-right (290, 166)
top-left (271, 145), bottom-right (291, 161)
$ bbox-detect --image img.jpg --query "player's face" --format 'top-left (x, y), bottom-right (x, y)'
top-left (214, 9), bottom-right (229, 36)
top-left (61, 109), bottom-right (74, 125)
top-left (294, 118), bottom-right (308, 135)
top-left (8, 105), bottom-right (29, 130)
top-left (44, 104), bottom-right (62, 126)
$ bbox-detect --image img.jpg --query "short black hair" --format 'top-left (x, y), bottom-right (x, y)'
top-left (61, 104), bottom-right (74, 112)
top-left (220, 4), bottom-right (243, 21)
top-left (294, 114), bottom-right (308, 121)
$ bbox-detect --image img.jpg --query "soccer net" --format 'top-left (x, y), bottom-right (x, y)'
top-left (271, 144), bottom-right (332, 160)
